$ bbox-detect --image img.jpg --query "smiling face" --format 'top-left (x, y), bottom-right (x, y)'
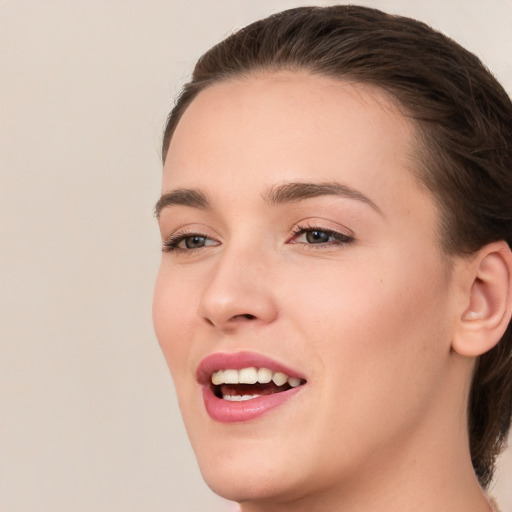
top-left (153, 73), bottom-right (465, 508)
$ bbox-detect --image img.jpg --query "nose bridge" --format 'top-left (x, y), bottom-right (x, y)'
top-left (198, 237), bottom-right (277, 328)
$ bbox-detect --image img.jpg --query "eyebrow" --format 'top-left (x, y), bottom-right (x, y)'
top-left (154, 188), bottom-right (210, 217)
top-left (155, 181), bottom-right (381, 217)
top-left (265, 181), bottom-right (381, 213)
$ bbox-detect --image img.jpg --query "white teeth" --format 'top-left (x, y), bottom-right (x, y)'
top-left (288, 377), bottom-right (301, 388)
top-left (272, 372), bottom-right (288, 386)
top-left (222, 369), bottom-right (239, 384)
top-left (211, 367), bottom-right (304, 388)
top-left (239, 367), bottom-right (258, 384)
top-left (257, 367), bottom-right (272, 383)
top-left (211, 370), bottom-right (224, 386)
top-left (223, 394), bottom-right (261, 402)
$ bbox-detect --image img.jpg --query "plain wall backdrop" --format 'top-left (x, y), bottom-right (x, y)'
top-left (1, 1), bottom-right (511, 511)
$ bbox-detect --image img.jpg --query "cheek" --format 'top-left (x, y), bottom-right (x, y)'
top-left (152, 264), bottom-right (199, 380)
top-left (284, 253), bottom-right (452, 414)
top-left (275, 256), bottom-right (453, 476)
top-left (291, 245), bottom-right (450, 343)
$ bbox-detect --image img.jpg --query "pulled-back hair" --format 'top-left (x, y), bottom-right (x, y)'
top-left (162, 5), bottom-right (512, 487)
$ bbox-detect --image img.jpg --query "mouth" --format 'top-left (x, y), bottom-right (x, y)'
top-left (197, 352), bottom-right (307, 422)
top-left (211, 367), bottom-right (305, 401)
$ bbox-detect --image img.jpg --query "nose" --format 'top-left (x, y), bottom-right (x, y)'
top-left (197, 245), bottom-right (278, 331)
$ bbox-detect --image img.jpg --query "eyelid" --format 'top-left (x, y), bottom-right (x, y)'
top-left (161, 226), bottom-right (220, 253)
top-left (288, 220), bottom-right (354, 246)
top-left (161, 219), bottom-right (354, 253)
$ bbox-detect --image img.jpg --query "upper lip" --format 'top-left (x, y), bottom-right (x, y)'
top-left (196, 351), bottom-right (305, 385)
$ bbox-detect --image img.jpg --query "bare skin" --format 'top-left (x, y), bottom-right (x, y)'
top-left (154, 72), bottom-right (508, 512)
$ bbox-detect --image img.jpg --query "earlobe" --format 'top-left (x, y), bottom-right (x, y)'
top-left (452, 241), bottom-right (512, 357)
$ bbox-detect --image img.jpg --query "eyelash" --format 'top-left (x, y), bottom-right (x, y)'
top-left (162, 229), bottom-right (217, 253)
top-left (289, 223), bottom-right (354, 248)
top-left (162, 224), bottom-right (354, 253)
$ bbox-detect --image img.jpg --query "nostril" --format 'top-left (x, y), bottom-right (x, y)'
top-left (203, 313), bottom-right (255, 327)
top-left (237, 314), bottom-right (256, 321)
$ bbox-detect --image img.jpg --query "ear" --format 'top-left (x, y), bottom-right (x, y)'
top-left (452, 241), bottom-right (512, 357)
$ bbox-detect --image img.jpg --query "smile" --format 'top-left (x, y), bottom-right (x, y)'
top-left (197, 353), bottom-right (307, 422)
top-left (212, 367), bottom-right (303, 401)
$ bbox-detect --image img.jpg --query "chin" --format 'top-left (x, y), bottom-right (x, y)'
top-left (178, 380), bottom-right (323, 504)
top-left (188, 424), bottom-right (335, 507)
top-left (200, 461), bottom-right (311, 506)
top-left (192, 438), bottom-right (289, 499)
top-left (204, 471), bottom-right (286, 504)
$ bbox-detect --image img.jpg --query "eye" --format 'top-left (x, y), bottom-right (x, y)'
top-left (290, 224), bottom-right (354, 247)
top-left (162, 231), bottom-right (219, 252)
top-left (181, 235), bottom-right (209, 249)
top-left (304, 230), bottom-right (332, 244)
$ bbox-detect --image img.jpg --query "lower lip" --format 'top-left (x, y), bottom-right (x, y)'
top-left (202, 385), bottom-right (304, 423)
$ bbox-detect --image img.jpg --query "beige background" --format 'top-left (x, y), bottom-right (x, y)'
top-left (1, 1), bottom-right (511, 511)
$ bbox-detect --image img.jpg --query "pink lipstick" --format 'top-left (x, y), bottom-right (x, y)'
top-left (197, 352), bottom-right (306, 423)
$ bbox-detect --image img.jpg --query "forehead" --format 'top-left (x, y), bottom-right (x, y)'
top-left (164, 72), bottom-right (424, 207)
top-left (172, 72), bottom-right (410, 143)
top-left (171, 71), bottom-right (410, 135)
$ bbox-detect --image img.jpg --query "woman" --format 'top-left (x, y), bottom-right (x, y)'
top-left (153, 6), bottom-right (512, 511)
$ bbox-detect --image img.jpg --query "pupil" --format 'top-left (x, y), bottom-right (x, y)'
top-left (185, 236), bottom-right (206, 249)
top-left (306, 230), bottom-right (330, 243)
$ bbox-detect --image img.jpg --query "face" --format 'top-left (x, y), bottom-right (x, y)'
top-left (153, 73), bottom-right (461, 507)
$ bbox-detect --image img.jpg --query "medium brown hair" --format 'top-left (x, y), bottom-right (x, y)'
top-left (162, 5), bottom-right (512, 487)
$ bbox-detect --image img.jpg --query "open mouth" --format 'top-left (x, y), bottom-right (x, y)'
top-left (211, 367), bottom-right (306, 401)
top-left (198, 353), bottom-right (307, 422)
